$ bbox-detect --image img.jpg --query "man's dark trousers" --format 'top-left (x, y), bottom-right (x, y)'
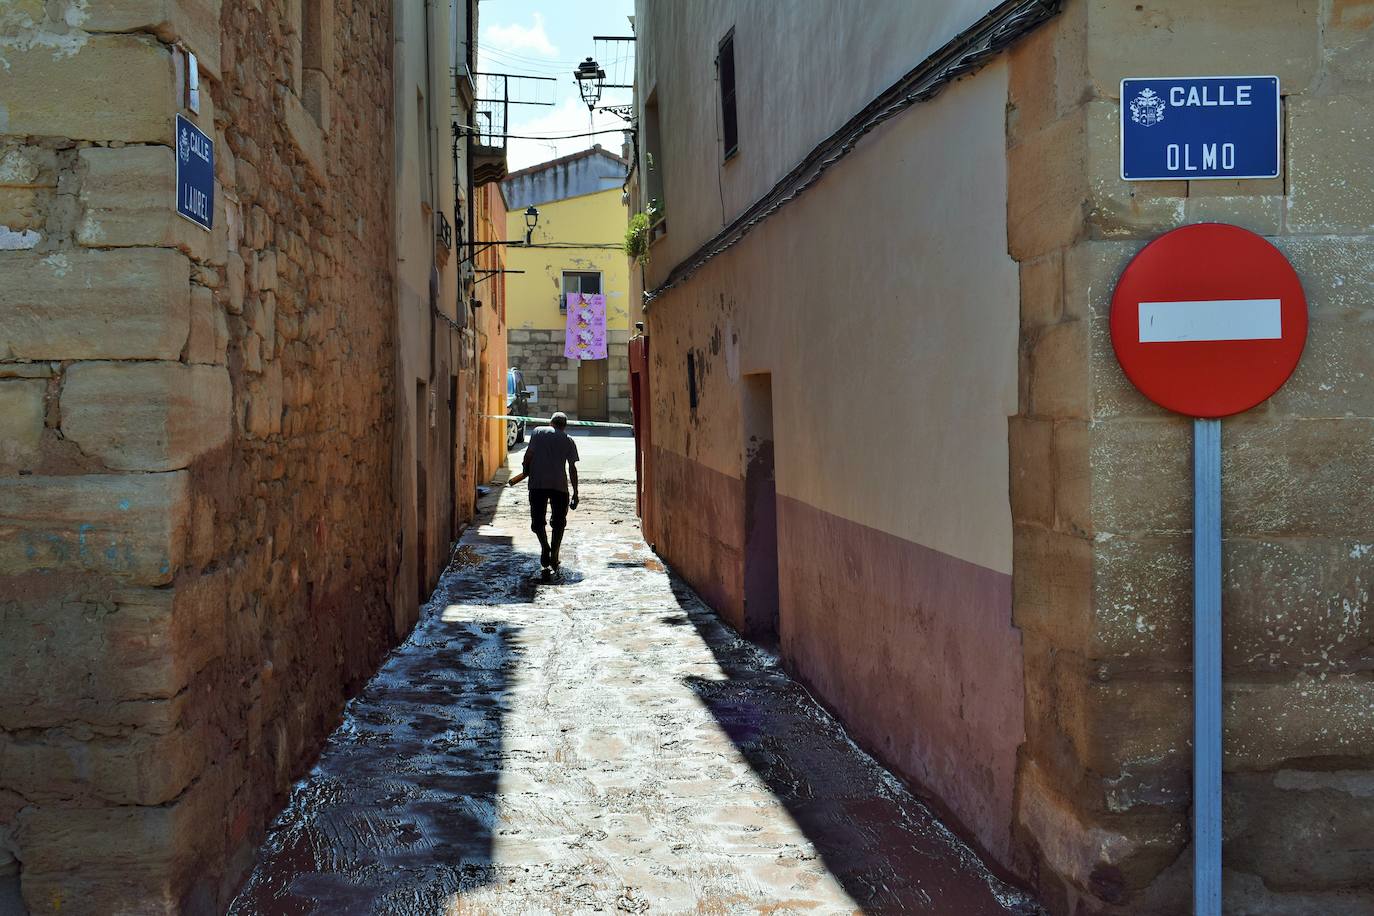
top-left (530, 488), bottom-right (570, 561)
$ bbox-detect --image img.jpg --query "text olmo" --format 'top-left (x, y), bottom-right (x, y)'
top-left (1166, 142), bottom-right (1237, 172)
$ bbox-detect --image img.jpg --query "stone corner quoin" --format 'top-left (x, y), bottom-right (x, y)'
top-left (1003, 1), bottom-right (1374, 913)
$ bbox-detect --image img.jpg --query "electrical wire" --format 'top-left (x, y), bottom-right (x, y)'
top-left (479, 48), bottom-right (569, 65)
top-left (478, 43), bottom-right (584, 66)
top-left (524, 242), bottom-right (622, 249)
top-left (478, 51), bottom-right (572, 75)
top-left (456, 124), bottom-right (628, 141)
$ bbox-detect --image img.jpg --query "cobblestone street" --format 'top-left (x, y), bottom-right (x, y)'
top-left (230, 436), bottom-right (1041, 915)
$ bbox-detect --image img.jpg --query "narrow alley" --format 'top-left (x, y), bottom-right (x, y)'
top-left (5, 2), bottom-right (1371, 913)
top-left (229, 435), bottom-right (1040, 915)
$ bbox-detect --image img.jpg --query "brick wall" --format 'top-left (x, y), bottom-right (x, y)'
top-left (0, 2), bottom-right (397, 912)
top-left (1007, 3), bottom-right (1374, 912)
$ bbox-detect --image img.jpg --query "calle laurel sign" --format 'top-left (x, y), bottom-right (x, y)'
top-left (175, 113), bottom-right (214, 231)
top-left (1120, 76), bottom-right (1280, 181)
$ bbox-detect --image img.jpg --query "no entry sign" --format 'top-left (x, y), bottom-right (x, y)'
top-left (1112, 223), bottom-right (1308, 915)
top-left (1110, 223), bottom-right (1308, 417)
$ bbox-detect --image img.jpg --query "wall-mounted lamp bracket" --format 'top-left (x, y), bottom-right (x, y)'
top-left (475, 268), bottom-right (525, 284)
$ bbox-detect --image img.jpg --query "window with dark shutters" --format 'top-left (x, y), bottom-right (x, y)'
top-left (719, 31), bottom-right (738, 160)
top-left (561, 271), bottom-right (602, 313)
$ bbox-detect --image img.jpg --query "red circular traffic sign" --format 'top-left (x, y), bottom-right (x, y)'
top-left (1110, 223), bottom-right (1308, 418)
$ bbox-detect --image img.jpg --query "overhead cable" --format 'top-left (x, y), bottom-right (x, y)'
top-left (456, 125), bottom-right (629, 141)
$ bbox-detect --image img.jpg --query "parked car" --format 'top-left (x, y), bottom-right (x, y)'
top-left (506, 367), bottom-right (530, 448)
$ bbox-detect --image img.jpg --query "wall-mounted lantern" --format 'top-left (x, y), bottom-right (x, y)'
top-left (523, 205), bottom-right (540, 244)
top-left (574, 57), bottom-right (606, 112)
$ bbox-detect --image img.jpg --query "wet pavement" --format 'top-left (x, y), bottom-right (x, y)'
top-left (230, 436), bottom-right (1043, 915)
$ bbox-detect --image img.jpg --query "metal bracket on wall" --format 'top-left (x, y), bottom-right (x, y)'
top-left (475, 268), bottom-right (524, 284)
top-left (458, 239), bottom-right (526, 267)
top-left (597, 104), bottom-right (635, 123)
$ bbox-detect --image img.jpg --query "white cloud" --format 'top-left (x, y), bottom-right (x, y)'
top-left (482, 12), bottom-right (558, 58)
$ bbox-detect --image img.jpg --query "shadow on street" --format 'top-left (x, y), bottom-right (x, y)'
top-left (230, 485), bottom-right (535, 912)
top-left (230, 438), bottom-right (1040, 913)
top-left (666, 575), bottom-right (1045, 915)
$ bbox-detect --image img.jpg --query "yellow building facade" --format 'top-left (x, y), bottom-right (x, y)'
top-left (502, 148), bottom-right (632, 422)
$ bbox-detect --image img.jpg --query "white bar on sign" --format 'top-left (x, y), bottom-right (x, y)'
top-left (1138, 298), bottom-right (1282, 343)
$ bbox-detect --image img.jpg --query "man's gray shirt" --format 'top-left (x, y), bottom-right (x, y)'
top-left (524, 427), bottom-right (579, 492)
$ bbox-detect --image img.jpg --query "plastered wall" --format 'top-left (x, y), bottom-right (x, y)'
top-left (636, 0), bottom-right (1008, 270)
top-left (635, 0), bottom-right (1026, 868)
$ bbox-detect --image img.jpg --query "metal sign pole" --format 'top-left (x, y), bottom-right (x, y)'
top-left (1110, 222), bottom-right (1307, 916)
top-left (1193, 417), bottom-right (1223, 915)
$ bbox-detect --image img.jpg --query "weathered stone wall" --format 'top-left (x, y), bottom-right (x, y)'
top-left (509, 329), bottom-right (631, 422)
top-left (1007, 2), bottom-right (1374, 912)
top-left (0, 1), bottom-right (397, 912)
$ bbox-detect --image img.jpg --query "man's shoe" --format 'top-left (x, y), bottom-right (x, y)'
top-left (539, 546), bottom-right (551, 568)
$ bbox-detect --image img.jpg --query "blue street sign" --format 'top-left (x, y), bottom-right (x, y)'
top-left (175, 113), bottom-right (214, 230)
top-left (1121, 76), bottom-right (1280, 181)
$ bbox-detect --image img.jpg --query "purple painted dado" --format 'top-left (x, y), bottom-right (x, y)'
top-left (648, 445), bottom-right (1026, 870)
top-left (648, 446), bottom-right (745, 627)
top-left (777, 496), bottom-right (1025, 869)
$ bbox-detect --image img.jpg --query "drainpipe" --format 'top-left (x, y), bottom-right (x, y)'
top-left (466, 0), bottom-right (479, 525)
top-left (424, 0), bottom-right (439, 382)
top-left (465, 0), bottom-right (476, 305)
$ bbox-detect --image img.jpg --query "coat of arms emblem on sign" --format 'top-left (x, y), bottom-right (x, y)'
top-left (1129, 88), bottom-right (1166, 126)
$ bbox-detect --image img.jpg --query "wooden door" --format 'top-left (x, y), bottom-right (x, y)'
top-left (577, 358), bottom-right (608, 421)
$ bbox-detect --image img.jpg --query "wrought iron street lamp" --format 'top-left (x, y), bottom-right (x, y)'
top-left (574, 57), bottom-right (606, 111)
top-left (523, 205), bottom-right (540, 244)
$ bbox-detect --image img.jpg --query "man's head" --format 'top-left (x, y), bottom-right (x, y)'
top-left (550, 412), bottom-right (568, 430)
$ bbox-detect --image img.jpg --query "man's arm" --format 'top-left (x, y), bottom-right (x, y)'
top-left (509, 438), bottom-right (533, 488)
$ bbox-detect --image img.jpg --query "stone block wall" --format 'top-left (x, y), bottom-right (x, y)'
top-left (1007, 3), bottom-right (1374, 912)
top-left (0, 2), bottom-right (397, 912)
top-left (508, 328), bottom-right (631, 423)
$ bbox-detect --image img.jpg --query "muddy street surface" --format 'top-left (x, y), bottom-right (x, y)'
top-left (230, 435), bottom-right (1042, 915)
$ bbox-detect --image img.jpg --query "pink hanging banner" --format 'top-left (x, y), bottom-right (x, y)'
top-left (564, 293), bottom-right (607, 360)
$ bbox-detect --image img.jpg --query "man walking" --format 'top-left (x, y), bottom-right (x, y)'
top-left (514, 412), bottom-right (580, 571)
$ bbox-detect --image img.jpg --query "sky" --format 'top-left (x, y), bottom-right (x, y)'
top-left (476, 0), bottom-right (637, 171)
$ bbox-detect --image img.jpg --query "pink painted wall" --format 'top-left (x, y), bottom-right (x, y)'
top-left (778, 496), bottom-right (1024, 865)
